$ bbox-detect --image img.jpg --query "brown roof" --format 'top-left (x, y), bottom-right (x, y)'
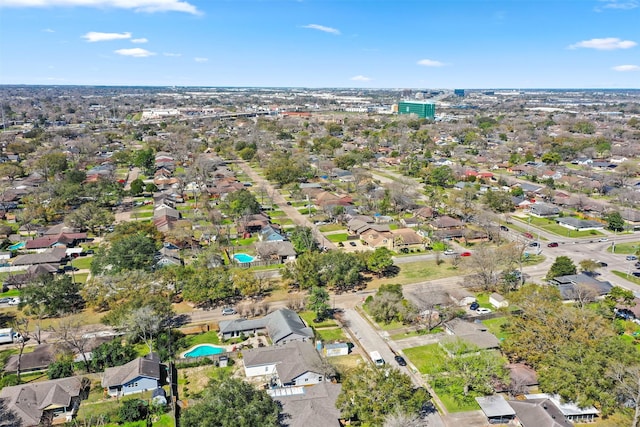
top-left (390, 228), bottom-right (423, 245)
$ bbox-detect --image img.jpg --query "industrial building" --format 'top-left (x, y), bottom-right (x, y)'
top-left (397, 101), bottom-right (436, 119)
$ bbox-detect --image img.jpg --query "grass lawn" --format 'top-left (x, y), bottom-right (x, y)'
top-left (131, 211), bottom-right (153, 219)
top-left (403, 344), bottom-right (448, 375)
top-left (612, 271), bottom-right (640, 285)
top-left (106, 413), bottom-right (174, 427)
top-left (72, 273), bottom-right (89, 284)
top-left (390, 327), bottom-right (443, 341)
top-left (315, 327), bottom-right (346, 342)
top-left (512, 216), bottom-right (603, 238)
top-left (370, 260), bottom-right (470, 287)
top-left (0, 289), bottom-right (21, 298)
top-left (329, 354), bottom-right (364, 375)
top-left (482, 317), bottom-right (510, 341)
top-left (431, 383), bottom-right (481, 412)
top-left (69, 256), bottom-right (93, 270)
top-left (183, 330), bottom-right (222, 347)
top-left (608, 241), bottom-right (640, 254)
top-left (298, 311), bottom-right (337, 328)
top-left (327, 233), bottom-right (349, 243)
top-left (318, 223), bottom-right (345, 232)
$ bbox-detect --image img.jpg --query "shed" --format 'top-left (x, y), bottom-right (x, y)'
top-left (490, 292), bottom-right (508, 308)
top-left (476, 395), bottom-right (516, 424)
top-left (324, 343), bottom-right (349, 357)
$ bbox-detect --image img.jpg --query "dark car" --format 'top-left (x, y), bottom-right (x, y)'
top-left (0, 297), bottom-right (12, 304)
top-left (547, 242), bottom-right (559, 247)
top-left (469, 301), bottom-right (480, 310)
top-left (500, 225), bottom-right (509, 232)
top-left (349, 241), bottom-right (357, 247)
top-left (394, 355), bottom-right (407, 366)
top-left (529, 242), bottom-right (539, 247)
top-left (633, 272), bottom-right (640, 278)
top-left (599, 261), bottom-right (608, 267)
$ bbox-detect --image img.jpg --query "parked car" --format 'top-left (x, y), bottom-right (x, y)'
top-left (500, 225), bottom-right (509, 232)
top-left (349, 241), bottom-right (357, 247)
top-left (469, 301), bottom-right (480, 310)
top-left (8, 298), bottom-right (20, 306)
top-left (598, 261), bottom-right (608, 267)
top-left (221, 307), bottom-right (237, 316)
top-left (460, 251), bottom-right (472, 257)
top-left (633, 272), bottom-right (640, 278)
top-left (0, 297), bottom-right (12, 304)
top-left (635, 261), bottom-right (640, 268)
top-left (476, 307), bottom-right (492, 314)
top-left (529, 242), bottom-right (539, 247)
top-left (547, 242), bottom-right (559, 247)
top-left (444, 249), bottom-right (456, 255)
top-left (394, 355), bottom-right (407, 366)
top-left (626, 255), bottom-right (638, 261)
top-left (523, 232), bottom-right (534, 239)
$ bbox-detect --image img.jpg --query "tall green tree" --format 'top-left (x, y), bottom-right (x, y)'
top-left (307, 286), bottom-right (330, 321)
top-left (605, 211), bottom-right (625, 232)
top-left (181, 377), bottom-right (280, 427)
top-left (91, 233), bottom-right (158, 275)
top-left (225, 189), bottom-right (261, 217)
top-left (21, 274), bottom-right (84, 316)
top-left (367, 247), bottom-right (394, 278)
top-left (425, 165), bottom-right (454, 188)
top-left (288, 226), bottom-right (318, 253)
top-left (546, 255), bottom-right (577, 279)
top-left (91, 339), bottom-right (137, 371)
top-left (336, 364), bottom-right (428, 425)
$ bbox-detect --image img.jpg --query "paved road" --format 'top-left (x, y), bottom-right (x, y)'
top-left (233, 160), bottom-right (337, 250)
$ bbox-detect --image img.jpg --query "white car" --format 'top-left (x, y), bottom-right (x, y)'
top-left (444, 249), bottom-right (456, 255)
top-left (598, 238), bottom-right (609, 242)
top-left (476, 307), bottom-right (492, 314)
top-left (221, 307), bottom-right (237, 316)
top-left (8, 297), bottom-right (20, 306)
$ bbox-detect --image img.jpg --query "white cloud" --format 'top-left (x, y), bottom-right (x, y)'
top-left (302, 24), bottom-right (340, 35)
top-left (83, 31), bottom-right (131, 42)
top-left (569, 37), bottom-right (637, 50)
top-left (350, 75), bottom-right (372, 82)
top-left (1, 0), bottom-right (200, 15)
top-left (163, 52), bottom-right (182, 57)
top-left (42, 28), bottom-right (55, 32)
top-left (417, 59), bottom-right (446, 67)
top-left (598, 0), bottom-right (638, 10)
top-left (114, 48), bottom-right (155, 57)
top-left (612, 64), bottom-right (640, 71)
top-left (194, 57), bottom-right (208, 63)
top-left (131, 38), bottom-right (148, 43)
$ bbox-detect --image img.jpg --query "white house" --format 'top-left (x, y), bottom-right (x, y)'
top-left (490, 292), bottom-right (509, 308)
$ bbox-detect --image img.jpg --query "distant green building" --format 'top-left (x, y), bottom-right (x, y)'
top-left (397, 101), bottom-right (436, 119)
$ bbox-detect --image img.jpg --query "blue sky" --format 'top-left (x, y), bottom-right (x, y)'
top-left (0, 0), bottom-right (638, 88)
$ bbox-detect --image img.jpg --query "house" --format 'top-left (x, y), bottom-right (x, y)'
top-left (475, 395), bottom-right (516, 425)
top-left (549, 273), bottom-right (613, 301)
top-left (414, 206), bottom-right (435, 219)
top-left (390, 228), bottom-right (425, 250)
top-left (102, 353), bottom-right (164, 397)
top-left (11, 247), bottom-right (67, 267)
top-left (555, 217), bottom-right (604, 231)
top-left (508, 398), bottom-right (573, 427)
top-left (441, 318), bottom-right (500, 351)
top-left (274, 381), bottom-right (342, 427)
top-left (255, 241), bottom-right (297, 263)
top-left (243, 340), bottom-right (326, 387)
top-left (259, 225), bottom-right (285, 242)
top-left (448, 289), bottom-right (476, 306)
top-left (529, 202), bottom-right (560, 218)
top-left (218, 308), bottom-right (313, 344)
top-left (430, 215), bottom-right (464, 230)
top-left (25, 232), bottom-right (88, 251)
top-left (400, 217), bottom-right (420, 228)
top-left (489, 292), bottom-right (508, 308)
top-left (0, 376), bottom-right (90, 427)
top-left (520, 394), bottom-right (599, 424)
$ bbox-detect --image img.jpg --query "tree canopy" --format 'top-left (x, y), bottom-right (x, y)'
top-left (546, 255), bottom-right (577, 279)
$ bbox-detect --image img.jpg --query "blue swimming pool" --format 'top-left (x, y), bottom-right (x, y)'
top-left (183, 344), bottom-right (226, 358)
top-left (233, 253), bottom-right (255, 263)
top-left (8, 242), bottom-right (25, 251)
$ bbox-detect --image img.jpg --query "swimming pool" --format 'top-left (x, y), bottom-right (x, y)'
top-left (8, 242), bottom-right (25, 251)
top-left (183, 344), bottom-right (226, 358)
top-left (233, 253), bottom-right (255, 263)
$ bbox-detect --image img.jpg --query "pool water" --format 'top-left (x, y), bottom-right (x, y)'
top-left (184, 344), bottom-right (225, 358)
top-left (233, 253), bottom-right (255, 263)
top-left (8, 242), bottom-right (25, 251)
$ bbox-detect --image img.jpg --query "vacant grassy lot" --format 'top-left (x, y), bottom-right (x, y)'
top-left (315, 327), bottom-right (346, 342)
top-left (299, 310), bottom-right (337, 328)
top-left (403, 343), bottom-right (448, 375)
top-left (613, 271), bottom-right (640, 285)
top-left (512, 215), bottom-right (603, 238)
top-left (327, 233), bottom-right (349, 242)
top-left (608, 242), bottom-right (640, 255)
top-left (482, 317), bottom-right (510, 341)
top-left (370, 260), bottom-right (470, 287)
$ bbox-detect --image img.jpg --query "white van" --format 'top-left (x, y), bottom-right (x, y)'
top-left (370, 351), bottom-right (385, 367)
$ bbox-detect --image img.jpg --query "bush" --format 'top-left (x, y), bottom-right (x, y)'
top-left (119, 399), bottom-right (148, 423)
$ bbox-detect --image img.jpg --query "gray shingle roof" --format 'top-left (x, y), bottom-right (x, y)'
top-left (102, 353), bottom-right (161, 388)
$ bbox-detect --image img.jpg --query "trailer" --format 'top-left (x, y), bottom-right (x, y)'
top-left (0, 328), bottom-right (22, 344)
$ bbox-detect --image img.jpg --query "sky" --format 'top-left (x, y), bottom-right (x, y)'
top-left (0, 0), bottom-right (639, 88)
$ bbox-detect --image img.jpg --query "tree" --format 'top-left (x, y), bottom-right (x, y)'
top-left (0, 163), bottom-right (23, 182)
top-left (602, 286), bottom-right (635, 321)
top-left (608, 362), bottom-right (640, 427)
top-left (466, 245), bottom-right (504, 291)
top-left (540, 152), bottom-right (562, 165)
top-left (231, 268), bottom-right (261, 298)
top-left (288, 226), bottom-right (318, 253)
top-left (130, 178), bottom-right (144, 196)
top-left (483, 189), bottom-right (514, 213)
top-left (605, 211), bottom-right (625, 232)
top-left (65, 202), bottom-right (115, 234)
top-left (91, 339), bottom-right (137, 372)
top-left (224, 188), bottom-right (260, 217)
top-left (336, 364), bottom-right (428, 425)
top-left (546, 255), bottom-right (577, 279)
top-left (319, 251), bottom-right (365, 292)
top-left (181, 376), bottom-right (280, 427)
top-left (119, 399), bottom-right (148, 423)
top-left (425, 165), bottom-right (454, 188)
top-left (48, 352), bottom-right (74, 379)
top-left (307, 286), bottom-right (330, 321)
top-left (21, 274), bottom-right (84, 316)
top-left (91, 233), bottom-right (158, 275)
top-left (282, 251), bottom-right (323, 290)
top-left (34, 151), bottom-right (68, 181)
top-left (579, 259), bottom-right (600, 275)
top-left (125, 306), bottom-right (163, 353)
top-left (181, 266), bottom-right (235, 306)
top-left (50, 317), bottom-right (96, 372)
top-left (368, 285), bottom-right (416, 325)
top-left (367, 247), bottom-right (394, 278)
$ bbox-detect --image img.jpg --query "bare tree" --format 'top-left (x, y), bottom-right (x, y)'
top-left (608, 363), bottom-right (640, 427)
top-left (125, 306), bottom-right (161, 354)
top-left (383, 411), bottom-right (425, 427)
top-left (11, 318), bottom-right (31, 382)
top-left (566, 284), bottom-right (598, 309)
top-left (466, 245), bottom-right (504, 291)
top-left (49, 316), bottom-right (95, 372)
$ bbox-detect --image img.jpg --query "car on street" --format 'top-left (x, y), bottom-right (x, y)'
top-left (626, 255), bottom-right (638, 261)
top-left (635, 261), bottom-right (640, 268)
top-left (469, 301), bottom-right (480, 310)
top-left (500, 225), bottom-right (509, 232)
top-left (394, 355), bottom-right (407, 366)
top-left (0, 297), bottom-right (12, 304)
top-left (349, 241), bottom-right (357, 247)
top-left (460, 251), bottom-right (472, 257)
top-left (529, 242), bottom-right (539, 247)
top-left (221, 307), bottom-right (237, 316)
top-left (523, 232), bottom-right (534, 239)
top-left (598, 261), bottom-right (608, 267)
top-left (476, 307), bottom-right (492, 314)
top-left (8, 298), bottom-right (20, 306)
top-left (547, 242), bottom-right (559, 247)
top-left (444, 249), bottom-right (456, 255)
top-left (599, 238), bottom-right (609, 242)
top-left (633, 272), bottom-right (640, 278)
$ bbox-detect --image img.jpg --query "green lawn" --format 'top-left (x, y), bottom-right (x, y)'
top-left (69, 256), bottom-right (93, 270)
top-left (512, 215), bottom-right (603, 238)
top-left (482, 317), bottom-right (510, 341)
top-left (608, 242), bottom-right (640, 255)
top-left (390, 327), bottom-right (443, 341)
top-left (298, 311), bottom-right (337, 327)
top-left (327, 233), bottom-right (349, 243)
top-left (131, 211), bottom-right (154, 219)
top-left (612, 271), bottom-right (640, 285)
top-left (318, 224), bottom-right (345, 232)
top-left (431, 382), bottom-right (481, 412)
top-left (72, 273), bottom-right (89, 284)
top-left (403, 343), bottom-right (448, 375)
top-left (372, 260), bottom-right (470, 287)
top-left (183, 330), bottom-right (222, 348)
top-left (0, 289), bottom-right (20, 298)
top-left (315, 327), bottom-right (346, 342)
